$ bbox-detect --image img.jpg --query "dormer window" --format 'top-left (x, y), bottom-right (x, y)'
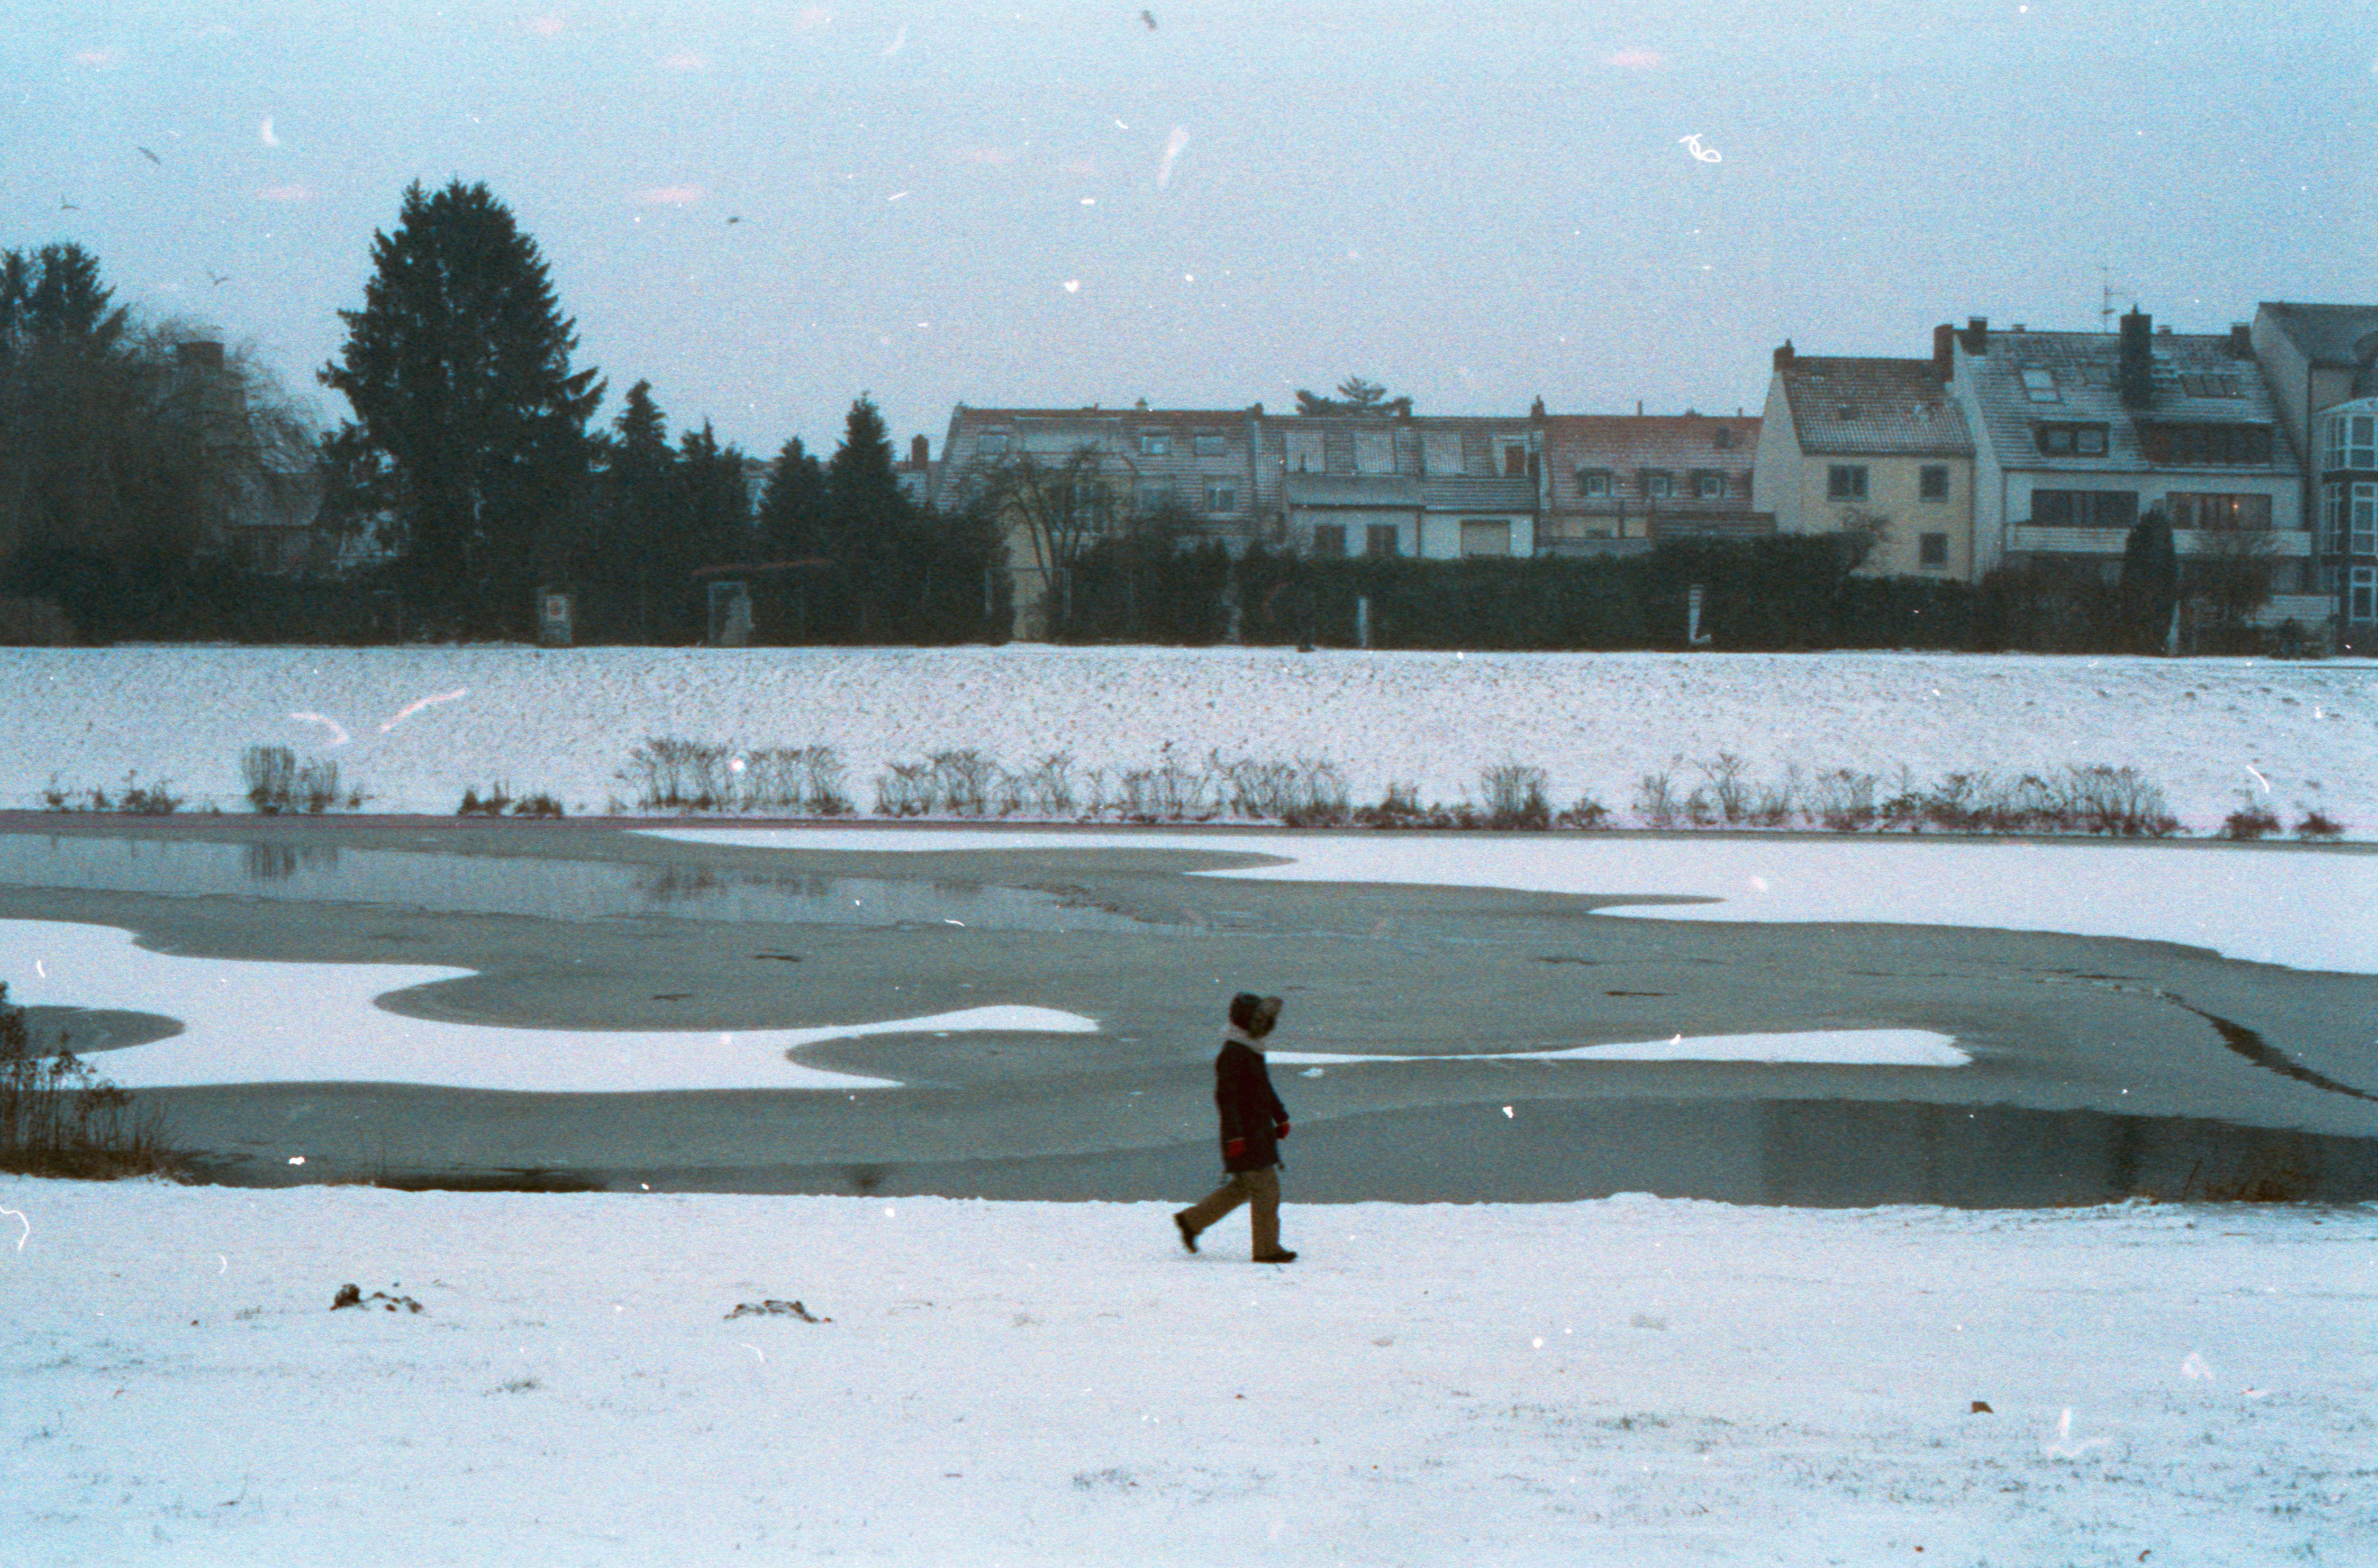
top-left (1692, 470), bottom-right (1725, 500)
top-left (1577, 468), bottom-right (1612, 498)
top-left (975, 430), bottom-right (1010, 456)
top-left (1712, 426), bottom-right (1735, 450)
top-left (1193, 433), bottom-right (1228, 457)
top-left (1642, 469), bottom-right (1675, 499)
top-left (1138, 432), bottom-right (1172, 456)
top-left (2036, 422), bottom-right (2108, 457)
top-left (2021, 368), bottom-right (2061, 403)
top-left (2179, 373), bottom-right (2243, 398)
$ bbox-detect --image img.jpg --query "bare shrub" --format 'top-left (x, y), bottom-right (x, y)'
top-left (800, 747), bottom-right (852, 816)
top-left (243, 744), bottom-right (297, 813)
top-left (1480, 763), bottom-right (1551, 829)
top-left (0, 983), bottom-right (179, 1180)
top-left (2293, 810), bottom-right (2342, 842)
top-left (1632, 771), bottom-right (1682, 829)
top-left (929, 750), bottom-right (999, 818)
top-left (296, 758), bottom-right (340, 814)
top-left (1808, 769), bottom-right (1878, 832)
top-left (1556, 795), bottom-right (1611, 829)
top-left (874, 761), bottom-right (932, 817)
top-left (1695, 753), bottom-right (1751, 825)
top-left (2062, 764), bottom-right (2179, 837)
top-left (2221, 800), bottom-right (2281, 841)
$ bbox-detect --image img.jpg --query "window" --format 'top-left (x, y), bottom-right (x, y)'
top-left (975, 430), bottom-right (1010, 456)
top-left (2327, 413), bottom-right (2376, 471)
top-left (1577, 468), bottom-right (1612, 498)
top-left (2354, 566), bottom-right (2377, 623)
top-left (1354, 430), bottom-right (1393, 474)
top-left (1459, 518), bottom-right (1512, 556)
top-left (2030, 490), bottom-right (2138, 528)
top-left (1692, 470), bottom-right (1724, 500)
top-left (1826, 464), bottom-right (1867, 499)
top-left (1501, 441), bottom-right (1528, 477)
top-left (1203, 479), bottom-right (1238, 513)
top-left (2138, 423), bottom-right (2275, 465)
top-left (1193, 433), bottom-right (1228, 457)
top-left (1134, 478), bottom-right (1176, 510)
top-left (1286, 430), bottom-right (1324, 473)
top-left (1423, 431), bottom-right (1464, 475)
top-left (1311, 523), bottom-right (1346, 558)
top-left (2021, 368), bottom-right (2060, 403)
top-left (2035, 422), bottom-right (2108, 457)
top-left (1138, 432), bottom-right (1171, 456)
top-left (2177, 373), bottom-right (2243, 398)
top-left (2166, 493), bottom-right (2272, 531)
top-left (1919, 464), bottom-right (1950, 500)
top-left (2354, 482), bottom-right (2376, 555)
top-left (1365, 523), bottom-right (1400, 558)
top-left (1919, 532), bottom-right (1949, 568)
top-left (1643, 469), bottom-right (1675, 499)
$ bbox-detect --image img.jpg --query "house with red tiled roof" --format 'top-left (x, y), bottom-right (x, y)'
top-left (1536, 411), bottom-right (1766, 555)
top-left (1751, 345), bottom-right (1977, 580)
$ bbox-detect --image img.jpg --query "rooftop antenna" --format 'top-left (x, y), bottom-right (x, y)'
top-left (2099, 265), bottom-right (2136, 331)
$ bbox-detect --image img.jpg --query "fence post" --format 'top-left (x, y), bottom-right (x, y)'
top-left (1356, 595), bottom-right (1372, 649)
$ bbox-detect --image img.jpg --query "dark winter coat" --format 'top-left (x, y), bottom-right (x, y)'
top-left (1214, 1036), bottom-right (1289, 1173)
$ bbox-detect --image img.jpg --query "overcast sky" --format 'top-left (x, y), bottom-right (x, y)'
top-left (5, 1), bottom-right (2370, 461)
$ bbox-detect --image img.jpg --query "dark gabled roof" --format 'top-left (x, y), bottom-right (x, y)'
top-left (2255, 302), bottom-right (2378, 367)
top-left (1775, 358), bottom-right (1972, 455)
top-left (1538, 414), bottom-right (1758, 508)
top-left (1958, 328), bottom-right (2291, 472)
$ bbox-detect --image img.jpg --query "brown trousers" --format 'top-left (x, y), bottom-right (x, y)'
top-left (1179, 1165), bottom-right (1281, 1257)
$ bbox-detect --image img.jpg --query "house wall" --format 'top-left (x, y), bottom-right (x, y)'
top-left (1750, 376), bottom-right (1803, 533)
top-left (1788, 455), bottom-right (1975, 579)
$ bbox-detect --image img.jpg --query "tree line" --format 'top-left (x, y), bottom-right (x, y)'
top-left (2, 179), bottom-right (1000, 645)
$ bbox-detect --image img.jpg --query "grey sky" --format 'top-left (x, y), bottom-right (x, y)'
top-left (6, 1), bottom-right (2369, 461)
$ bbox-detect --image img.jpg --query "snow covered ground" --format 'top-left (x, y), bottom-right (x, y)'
top-left (6, 645), bottom-right (2372, 837)
top-left (4, 1180), bottom-right (2371, 1566)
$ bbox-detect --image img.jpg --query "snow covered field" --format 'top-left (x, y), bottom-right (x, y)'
top-left (4, 1180), bottom-right (2370, 1567)
top-left (5, 645), bottom-right (2372, 837)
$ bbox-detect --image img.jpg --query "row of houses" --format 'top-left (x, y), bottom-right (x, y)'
top-left (922, 300), bottom-right (2378, 648)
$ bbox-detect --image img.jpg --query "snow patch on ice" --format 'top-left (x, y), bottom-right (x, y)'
top-left (639, 827), bottom-right (2373, 976)
top-left (0, 920), bottom-right (1096, 1092)
top-left (1267, 1028), bottom-right (1969, 1068)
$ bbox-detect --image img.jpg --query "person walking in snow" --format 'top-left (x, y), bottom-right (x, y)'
top-left (1173, 992), bottom-right (1296, 1263)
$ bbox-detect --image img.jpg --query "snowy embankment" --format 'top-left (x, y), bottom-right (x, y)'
top-left (5, 1180), bottom-right (2370, 1566)
top-left (5, 645), bottom-right (2372, 837)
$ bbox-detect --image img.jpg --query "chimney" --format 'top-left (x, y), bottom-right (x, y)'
top-left (1961, 316), bottom-right (1989, 353)
top-left (1636, 399), bottom-right (1644, 416)
top-left (1529, 395), bottom-right (1546, 419)
top-left (2228, 323), bottom-right (2253, 359)
top-left (909, 434), bottom-right (929, 469)
top-left (2119, 309), bottom-right (2153, 408)
top-left (1773, 339), bottom-right (1795, 370)
top-left (1932, 323), bottom-right (1955, 381)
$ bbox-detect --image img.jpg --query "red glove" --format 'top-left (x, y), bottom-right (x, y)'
top-left (1225, 1137), bottom-right (1247, 1159)
top-left (1275, 1121), bottom-right (1291, 1140)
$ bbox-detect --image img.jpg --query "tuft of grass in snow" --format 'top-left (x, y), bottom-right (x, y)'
top-left (625, 739), bottom-right (851, 817)
top-left (0, 982), bottom-right (181, 1180)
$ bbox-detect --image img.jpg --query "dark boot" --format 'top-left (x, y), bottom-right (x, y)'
top-left (1173, 1212), bottom-right (1199, 1253)
top-left (1254, 1250), bottom-right (1297, 1264)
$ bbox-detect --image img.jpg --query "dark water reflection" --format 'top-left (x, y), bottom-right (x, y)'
top-left (0, 832), bottom-right (1154, 933)
top-left (645, 1098), bottom-right (2378, 1208)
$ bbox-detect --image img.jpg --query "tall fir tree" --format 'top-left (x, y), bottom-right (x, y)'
top-left (756, 435), bottom-right (827, 561)
top-left (320, 179), bottom-right (602, 637)
top-left (596, 379), bottom-right (675, 641)
top-left (824, 395), bottom-right (915, 639)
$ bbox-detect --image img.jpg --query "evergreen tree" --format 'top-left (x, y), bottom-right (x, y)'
top-left (756, 435), bottom-right (828, 561)
top-left (595, 379), bottom-right (676, 640)
top-left (676, 420), bottom-right (751, 571)
top-left (320, 179), bottom-right (602, 637)
top-left (2117, 507), bottom-right (2179, 654)
top-left (823, 396), bottom-right (915, 639)
top-left (1293, 376), bottom-right (1413, 418)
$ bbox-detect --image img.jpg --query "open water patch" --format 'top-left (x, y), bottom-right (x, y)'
top-left (0, 831), bottom-right (1154, 933)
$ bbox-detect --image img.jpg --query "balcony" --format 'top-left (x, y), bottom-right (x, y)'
top-left (2004, 526), bottom-right (2311, 558)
